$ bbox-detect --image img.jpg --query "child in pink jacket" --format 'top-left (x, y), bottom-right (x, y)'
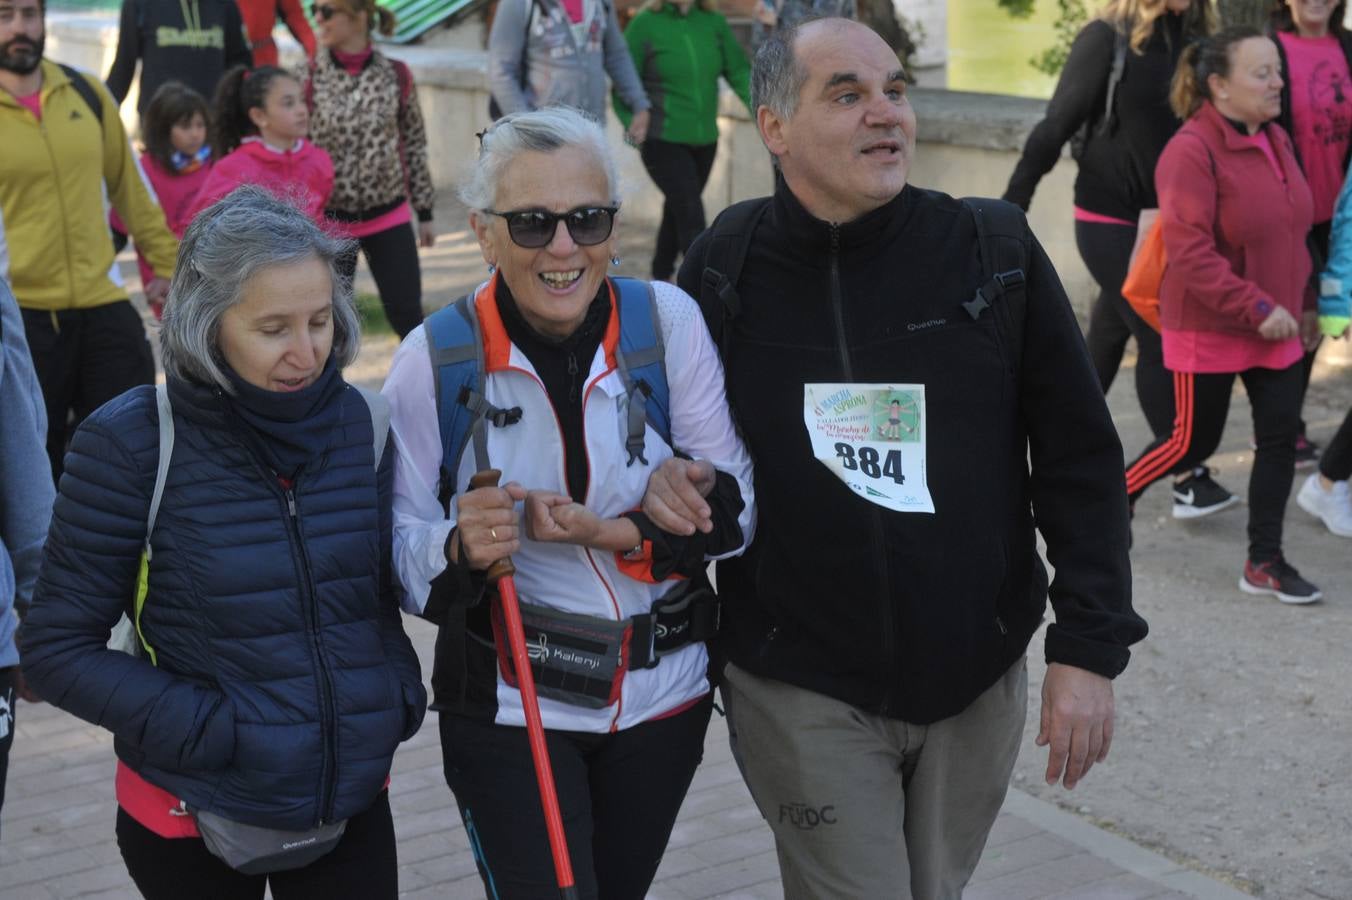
top-left (193, 65), bottom-right (334, 223)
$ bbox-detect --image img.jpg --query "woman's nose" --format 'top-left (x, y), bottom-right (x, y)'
top-left (546, 218), bottom-right (578, 255)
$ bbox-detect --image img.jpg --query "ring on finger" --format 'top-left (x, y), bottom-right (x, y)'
top-left (490, 527), bottom-right (499, 541)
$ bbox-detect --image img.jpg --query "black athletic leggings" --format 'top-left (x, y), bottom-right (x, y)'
top-left (1125, 361), bottom-right (1303, 562)
top-left (1076, 218), bottom-right (1176, 438)
top-left (336, 221), bottom-right (424, 339)
top-left (1321, 407), bottom-right (1352, 482)
top-left (440, 694), bottom-right (713, 899)
top-left (640, 140), bottom-right (718, 281)
top-left (116, 791), bottom-right (398, 900)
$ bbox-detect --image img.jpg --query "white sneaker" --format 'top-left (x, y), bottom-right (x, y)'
top-left (1296, 474), bottom-right (1352, 538)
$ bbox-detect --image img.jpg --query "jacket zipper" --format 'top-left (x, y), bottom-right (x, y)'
top-left (38, 114), bottom-right (78, 308)
top-left (682, 30), bottom-right (702, 126)
top-left (827, 224), bottom-right (897, 714)
top-left (283, 483), bottom-right (339, 825)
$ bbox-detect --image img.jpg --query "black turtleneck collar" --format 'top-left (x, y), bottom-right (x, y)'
top-left (495, 273), bottom-right (611, 502)
top-left (771, 172), bottom-right (915, 256)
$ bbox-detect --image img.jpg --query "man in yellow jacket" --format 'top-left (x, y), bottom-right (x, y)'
top-left (0, 0), bottom-right (178, 478)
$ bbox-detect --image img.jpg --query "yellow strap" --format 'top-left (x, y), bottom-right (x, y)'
top-left (133, 550), bottom-right (158, 667)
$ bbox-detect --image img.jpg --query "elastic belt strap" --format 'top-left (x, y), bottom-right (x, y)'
top-left (629, 586), bottom-right (719, 670)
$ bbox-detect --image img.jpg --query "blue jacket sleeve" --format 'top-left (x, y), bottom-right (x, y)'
top-left (1319, 164), bottom-right (1352, 334)
top-left (19, 402), bottom-right (235, 772)
top-left (375, 434), bottom-right (427, 741)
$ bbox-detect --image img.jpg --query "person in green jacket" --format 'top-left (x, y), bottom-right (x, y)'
top-left (617, 0), bottom-right (751, 280)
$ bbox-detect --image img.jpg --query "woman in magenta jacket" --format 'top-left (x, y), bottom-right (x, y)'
top-left (1124, 26), bottom-right (1324, 603)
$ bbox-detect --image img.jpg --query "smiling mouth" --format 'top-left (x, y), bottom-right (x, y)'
top-left (862, 140), bottom-right (902, 157)
top-left (275, 376), bottom-right (312, 391)
top-left (540, 269), bottom-right (583, 289)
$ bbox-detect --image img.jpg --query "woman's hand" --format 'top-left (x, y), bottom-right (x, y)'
top-left (524, 491), bottom-right (602, 545)
top-left (1258, 306), bottom-right (1300, 341)
top-left (418, 221), bottom-right (437, 248)
top-left (625, 110), bottom-right (650, 147)
top-left (455, 482), bottom-right (526, 570)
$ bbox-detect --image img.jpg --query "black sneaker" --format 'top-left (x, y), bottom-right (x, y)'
top-left (1239, 557), bottom-right (1323, 605)
top-left (1172, 467), bottom-right (1240, 520)
top-left (1294, 435), bottom-right (1321, 472)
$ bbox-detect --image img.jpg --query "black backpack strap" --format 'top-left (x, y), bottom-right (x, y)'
top-left (962, 197), bottom-right (1030, 377)
top-left (698, 197), bottom-right (771, 365)
top-left (1100, 29), bottom-right (1128, 137)
top-left (58, 64), bottom-right (103, 126)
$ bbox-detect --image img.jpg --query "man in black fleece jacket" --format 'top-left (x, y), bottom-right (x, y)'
top-left (105, 0), bottom-right (249, 115)
top-left (654, 17), bottom-right (1146, 899)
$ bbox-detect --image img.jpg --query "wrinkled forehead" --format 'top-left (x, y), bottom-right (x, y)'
top-left (795, 19), bottom-right (905, 91)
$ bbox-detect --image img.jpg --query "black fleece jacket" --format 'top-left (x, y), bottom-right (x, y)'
top-left (677, 182), bottom-right (1146, 724)
top-left (106, 0), bottom-right (250, 114)
top-left (1004, 15), bottom-right (1190, 220)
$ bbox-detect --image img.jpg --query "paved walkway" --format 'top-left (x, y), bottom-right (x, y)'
top-left (0, 200), bottom-right (1257, 898)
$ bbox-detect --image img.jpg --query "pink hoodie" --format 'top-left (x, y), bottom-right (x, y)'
top-left (119, 154), bottom-right (214, 294)
top-left (191, 138), bottom-right (334, 224)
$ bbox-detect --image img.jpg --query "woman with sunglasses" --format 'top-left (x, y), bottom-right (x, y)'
top-left (301, 0), bottom-right (435, 339)
top-left (383, 107), bottom-right (754, 899)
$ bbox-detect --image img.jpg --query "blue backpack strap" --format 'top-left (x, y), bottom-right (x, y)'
top-left (611, 277), bottom-right (671, 466)
top-left (423, 290), bottom-right (522, 509)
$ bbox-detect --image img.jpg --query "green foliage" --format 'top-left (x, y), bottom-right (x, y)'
top-left (998, 0), bottom-right (1037, 18)
top-left (1029, 0), bottom-right (1089, 76)
top-left (356, 293), bottom-right (394, 336)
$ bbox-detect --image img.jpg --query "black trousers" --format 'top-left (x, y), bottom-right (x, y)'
top-left (0, 667), bottom-right (15, 840)
top-left (1321, 406), bottom-right (1352, 481)
top-left (336, 221), bottom-right (425, 339)
top-left (440, 694), bottom-right (713, 899)
top-left (1076, 218), bottom-right (1176, 438)
top-left (1125, 361), bottom-right (1303, 562)
top-left (116, 791), bottom-right (398, 900)
top-left (640, 140), bottom-right (718, 281)
top-left (20, 300), bottom-right (155, 481)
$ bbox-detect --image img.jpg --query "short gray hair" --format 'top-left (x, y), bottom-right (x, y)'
top-left (752, 18), bottom-right (817, 122)
top-left (459, 107), bottom-right (619, 211)
top-left (160, 185), bottom-right (361, 393)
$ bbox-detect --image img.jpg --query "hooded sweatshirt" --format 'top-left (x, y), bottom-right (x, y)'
top-left (192, 138), bottom-right (334, 224)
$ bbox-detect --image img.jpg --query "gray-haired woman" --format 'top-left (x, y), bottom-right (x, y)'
top-left (21, 186), bottom-right (426, 898)
top-left (383, 107), bottom-right (754, 898)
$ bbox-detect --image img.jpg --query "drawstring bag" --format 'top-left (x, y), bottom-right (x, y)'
top-left (1122, 215), bottom-right (1166, 333)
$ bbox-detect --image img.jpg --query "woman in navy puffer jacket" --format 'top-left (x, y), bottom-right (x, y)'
top-left (20, 186), bottom-right (426, 899)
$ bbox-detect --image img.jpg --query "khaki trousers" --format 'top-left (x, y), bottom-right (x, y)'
top-left (723, 658), bottom-right (1028, 899)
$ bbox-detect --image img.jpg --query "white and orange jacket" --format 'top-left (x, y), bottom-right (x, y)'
top-left (384, 279), bottom-right (755, 733)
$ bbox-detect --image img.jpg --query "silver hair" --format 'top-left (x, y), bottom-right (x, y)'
top-left (459, 107), bottom-right (620, 211)
top-left (159, 185), bottom-right (361, 393)
top-left (751, 18), bottom-right (818, 123)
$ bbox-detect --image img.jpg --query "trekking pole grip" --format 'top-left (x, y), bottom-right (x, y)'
top-left (468, 469), bottom-right (517, 582)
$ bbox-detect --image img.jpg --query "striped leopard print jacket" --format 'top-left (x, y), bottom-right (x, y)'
top-left (303, 50), bottom-right (436, 224)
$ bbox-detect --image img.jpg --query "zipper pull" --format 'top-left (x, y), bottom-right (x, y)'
top-left (286, 488), bottom-right (297, 518)
top-left (567, 352), bottom-right (579, 402)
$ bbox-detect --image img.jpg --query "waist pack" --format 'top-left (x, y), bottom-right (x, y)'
top-left (488, 579), bottom-right (718, 709)
top-left (189, 807), bottom-right (348, 876)
top-left (113, 382), bottom-right (389, 873)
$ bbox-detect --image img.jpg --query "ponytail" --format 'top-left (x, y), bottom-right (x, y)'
top-left (375, 5), bottom-right (397, 36)
top-left (1170, 25), bottom-right (1264, 119)
top-left (211, 65), bottom-right (292, 156)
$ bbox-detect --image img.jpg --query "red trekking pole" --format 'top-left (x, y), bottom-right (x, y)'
top-left (468, 470), bottom-right (578, 900)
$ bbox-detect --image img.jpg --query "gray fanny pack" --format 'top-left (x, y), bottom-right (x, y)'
top-left (188, 806), bottom-right (348, 875)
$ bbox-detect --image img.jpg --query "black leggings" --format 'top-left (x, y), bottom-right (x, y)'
top-left (336, 221), bottom-right (424, 339)
top-left (1125, 361), bottom-right (1303, 562)
top-left (1321, 407), bottom-right (1352, 481)
top-left (440, 694), bottom-right (713, 899)
top-left (640, 140), bottom-right (718, 281)
top-left (1076, 218), bottom-right (1176, 438)
top-left (116, 791), bottom-right (398, 900)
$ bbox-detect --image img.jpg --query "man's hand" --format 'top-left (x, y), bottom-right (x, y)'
top-left (1036, 663), bottom-right (1114, 789)
top-left (144, 276), bottom-right (170, 308)
top-left (1301, 310), bottom-right (1322, 352)
top-left (641, 458), bottom-right (717, 536)
top-left (418, 221), bottom-right (437, 248)
top-left (1258, 306), bottom-right (1299, 341)
top-left (454, 481), bottom-right (526, 570)
top-left (524, 491), bottom-right (601, 545)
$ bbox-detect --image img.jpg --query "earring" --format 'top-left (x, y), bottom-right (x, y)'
top-left (487, 262), bottom-right (497, 275)
top-left (610, 255), bottom-right (621, 267)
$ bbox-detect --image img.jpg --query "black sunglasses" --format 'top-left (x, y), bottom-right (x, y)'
top-left (310, 3), bottom-right (342, 20)
top-left (483, 206), bottom-right (618, 248)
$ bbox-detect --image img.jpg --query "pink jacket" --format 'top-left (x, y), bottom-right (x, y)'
top-left (192, 138), bottom-right (334, 224)
top-left (1156, 101), bottom-right (1314, 336)
top-left (125, 154), bottom-right (212, 290)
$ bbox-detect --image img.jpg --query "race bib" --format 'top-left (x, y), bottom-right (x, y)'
top-left (803, 383), bottom-right (934, 513)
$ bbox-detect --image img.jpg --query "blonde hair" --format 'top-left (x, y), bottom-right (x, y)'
top-left (637, 0), bottom-right (718, 12)
top-left (1169, 25), bottom-right (1263, 118)
top-left (1098, 0), bottom-right (1214, 54)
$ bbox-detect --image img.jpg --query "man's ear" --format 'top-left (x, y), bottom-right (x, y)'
top-left (758, 105), bottom-right (789, 160)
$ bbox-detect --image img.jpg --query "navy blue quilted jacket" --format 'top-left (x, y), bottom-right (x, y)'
top-left (21, 376), bottom-right (426, 830)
